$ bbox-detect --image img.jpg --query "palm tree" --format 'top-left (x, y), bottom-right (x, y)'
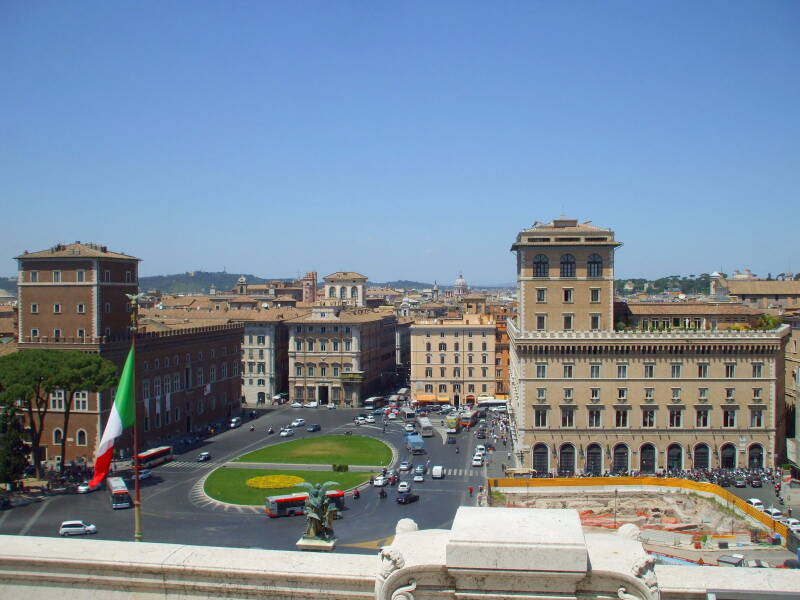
top-left (296, 481), bottom-right (339, 540)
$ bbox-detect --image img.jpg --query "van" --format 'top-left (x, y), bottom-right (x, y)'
top-left (230, 417), bottom-right (242, 428)
top-left (431, 465), bottom-right (444, 479)
top-left (746, 498), bottom-right (764, 511)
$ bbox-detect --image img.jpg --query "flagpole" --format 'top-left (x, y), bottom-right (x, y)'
top-left (128, 293), bottom-right (143, 542)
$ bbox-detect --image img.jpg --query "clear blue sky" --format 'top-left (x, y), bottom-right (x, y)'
top-left (2, 2), bottom-right (798, 285)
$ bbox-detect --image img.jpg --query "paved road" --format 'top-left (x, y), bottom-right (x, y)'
top-left (0, 406), bottom-right (488, 553)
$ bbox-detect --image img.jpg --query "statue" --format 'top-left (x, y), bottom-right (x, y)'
top-left (297, 481), bottom-right (339, 547)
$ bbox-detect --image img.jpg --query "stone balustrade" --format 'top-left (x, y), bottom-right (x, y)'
top-left (0, 507), bottom-right (797, 599)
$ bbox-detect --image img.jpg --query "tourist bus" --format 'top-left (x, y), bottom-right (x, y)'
top-left (417, 416), bottom-right (434, 437)
top-left (136, 446), bottom-right (174, 468)
top-left (265, 489), bottom-right (345, 518)
top-left (363, 396), bottom-right (385, 410)
top-left (107, 476), bottom-right (132, 510)
top-left (476, 397), bottom-right (507, 411)
top-left (458, 410), bottom-right (478, 428)
top-left (444, 414), bottom-right (461, 434)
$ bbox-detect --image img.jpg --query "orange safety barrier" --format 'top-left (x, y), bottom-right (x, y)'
top-left (487, 476), bottom-right (789, 543)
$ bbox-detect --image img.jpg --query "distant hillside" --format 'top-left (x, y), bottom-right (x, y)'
top-left (0, 278), bottom-right (16, 296)
top-left (139, 271), bottom-right (290, 295)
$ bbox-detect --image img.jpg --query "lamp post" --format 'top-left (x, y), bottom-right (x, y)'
top-left (614, 488), bottom-right (618, 529)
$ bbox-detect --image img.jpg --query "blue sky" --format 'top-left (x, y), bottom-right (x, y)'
top-left (2, 2), bottom-right (798, 285)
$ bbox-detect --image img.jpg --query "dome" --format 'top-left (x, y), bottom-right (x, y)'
top-left (454, 273), bottom-right (467, 287)
top-left (236, 275), bottom-right (247, 284)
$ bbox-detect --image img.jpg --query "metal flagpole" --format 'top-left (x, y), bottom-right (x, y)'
top-left (127, 293), bottom-right (143, 542)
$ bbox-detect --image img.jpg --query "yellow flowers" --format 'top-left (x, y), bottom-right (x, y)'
top-left (246, 475), bottom-right (305, 489)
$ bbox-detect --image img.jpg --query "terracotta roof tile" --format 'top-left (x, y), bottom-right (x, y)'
top-left (16, 242), bottom-right (139, 260)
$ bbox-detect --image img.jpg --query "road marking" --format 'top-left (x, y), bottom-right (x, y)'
top-left (341, 535), bottom-right (395, 550)
top-left (0, 506), bottom-right (12, 529)
top-left (18, 498), bottom-right (49, 535)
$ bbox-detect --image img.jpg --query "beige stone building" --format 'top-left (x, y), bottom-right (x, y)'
top-left (285, 306), bottom-right (398, 406)
top-left (784, 311), bottom-right (800, 469)
top-left (410, 315), bottom-right (496, 406)
top-left (322, 272), bottom-right (367, 307)
top-left (509, 219), bottom-right (789, 474)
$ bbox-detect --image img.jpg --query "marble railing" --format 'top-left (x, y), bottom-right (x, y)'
top-left (0, 507), bottom-right (798, 599)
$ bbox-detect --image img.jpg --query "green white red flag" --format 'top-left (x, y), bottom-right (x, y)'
top-left (89, 346), bottom-right (135, 488)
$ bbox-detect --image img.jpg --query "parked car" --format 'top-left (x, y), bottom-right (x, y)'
top-left (196, 451), bottom-right (211, 462)
top-left (372, 475), bottom-right (388, 487)
top-left (764, 507), bottom-right (784, 519)
top-left (230, 417), bottom-right (242, 428)
top-left (280, 428), bottom-right (295, 437)
top-left (273, 392), bottom-right (289, 402)
top-left (328, 403), bottom-right (337, 410)
top-left (354, 416), bottom-right (367, 424)
top-left (397, 481), bottom-right (411, 493)
top-left (306, 424), bottom-right (321, 432)
top-left (734, 479), bottom-right (747, 488)
top-left (398, 461), bottom-right (412, 472)
top-left (291, 401), bottom-right (303, 408)
top-left (290, 418), bottom-right (306, 427)
top-left (749, 478), bottom-right (763, 487)
top-left (784, 518), bottom-right (800, 529)
top-left (719, 478), bottom-right (731, 487)
top-left (303, 402), bottom-right (318, 408)
top-left (396, 493), bottom-right (419, 505)
top-left (59, 520), bottom-right (97, 536)
top-left (746, 498), bottom-right (764, 511)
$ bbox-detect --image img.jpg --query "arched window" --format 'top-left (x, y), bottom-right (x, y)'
top-left (438, 343), bottom-right (447, 351)
top-left (748, 444), bottom-right (764, 469)
top-left (640, 443), bottom-right (656, 473)
top-left (667, 443), bottom-right (683, 470)
top-left (76, 429), bottom-right (87, 446)
top-left (586, 443), bottom-right (602, 475)
top-left (720, 443), bottom-right (736, 469)
top-left (533, 254), bottom-right (549, 278)
top-left (694, 444), bottom-right (710, 470)
top-left (613, 443), bottom-right (629, 473)
top-left (328, 287), bottom-right (336, 298)
top-left (53, 428), bottom-right (63, 445)
top-left (351, 287), bottom-right (358, 298)
top-left (587, 253), bottom-right (603, 278)
top-left (559, 443), bottom-right (575, 476)
top-left (532, 443), bottom-right (549, 473)
top-left (560, 254), bottom-right (576, 278)
top-left (339, 286), bottom-right (346, 299)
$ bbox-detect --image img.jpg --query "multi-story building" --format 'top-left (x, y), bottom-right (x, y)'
top-left (619, 302), bottom-right (762, 331)
top-left (509, 219), bottom-right (788, 475)
top-left (286, 306), bottom-right (398, 406)
top-left (784, 311), bottom-right (800, 471)
top-left (15, 242), bottom-right (243, 467)
top-left (410, 315), bottom-right (496, 406)
top-left (232, 308), bottom-right (311, 404)
top-left (322, 272), bottom-right (367, 308)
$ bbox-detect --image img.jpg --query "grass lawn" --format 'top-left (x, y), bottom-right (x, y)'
top-left (234, 434), bottom-right (392, 466)
top-left (203, 467), bottom-right (373, 505)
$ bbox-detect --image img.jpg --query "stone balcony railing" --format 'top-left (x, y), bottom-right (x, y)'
top-left (508, 319), bottom-right (790, 342)
top-left (1, 507), bottom-right (798, 599)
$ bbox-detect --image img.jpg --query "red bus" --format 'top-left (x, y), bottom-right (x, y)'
top-left (265, 489), bottom-right (345, 518)
top-left (459, 411), bottom-right (478, 428)
top-left (136, 446), bottom-right (174, 468)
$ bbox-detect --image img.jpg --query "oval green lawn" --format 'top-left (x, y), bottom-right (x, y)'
top-left (204, 468), bottom-right (373, 505)
top-left (235, 434), bottom-right (392, 466)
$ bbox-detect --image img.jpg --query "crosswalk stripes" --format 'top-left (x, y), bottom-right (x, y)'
top-left (443, 468), bottom-right (481, 477)
top-left (154, 460), bottom-right (218, 472)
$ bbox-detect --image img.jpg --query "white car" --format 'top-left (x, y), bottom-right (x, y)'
top-left (397, 481), bottom-right (411, 493)
top-left (372, 475), bottom-right (388, 487)
top-left (387, 412), bottom-right (397, 420)
top-left (365, 415), bottom-right (376, 424)
top-left (137, 469), bottom-right (152, 481)
top-left (303, 402), bottom-right (318, 408)
top-left (784, 518), bottom-right (800, 529)
top-left (291, 401), bottom-right (303, 408)
top-left (59, 520), bottom-right (97, 536)
top-left (471, 456), bottom-right (483, 467)
top-left (290, 418), bottom-right (306, 427)
top-left (764, 507), bottom-right (784, 519)
top-left (475, 445), bottom-right (487, 456)
top-left (412, 473), bottom-right (424, 483)
top-left (404, 423), bottom-right (415, 432)
top-left (354, 416), bottom-right (366, 424)
top-left (327, 404), bottom-right (337, 410)
top-left (76, 482), bottom-right (93, 494)
top-left (280, 428), bottom-right (295, 437)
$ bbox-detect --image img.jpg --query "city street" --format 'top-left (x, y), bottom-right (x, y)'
top-left (0, 405), bottom-right (488, 553)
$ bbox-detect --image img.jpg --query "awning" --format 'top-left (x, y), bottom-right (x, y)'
top-left (465, 395), bottom-right (476, 400)
top-left (436, 396), bottom-right (450, 403)
top-left (415, 394), bottom-right (436, 402)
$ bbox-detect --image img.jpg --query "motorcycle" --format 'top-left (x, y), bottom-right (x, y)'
top-left (354, 489), bottom-right (361, 500)
top-left (249, 425), bottom-right (255, 432)
top-left (455, 447), bottom-right (459, 454)
top-left (267, 427), bottom-right (274, 434)
top-left (379, 489), bottom-right (387, 499)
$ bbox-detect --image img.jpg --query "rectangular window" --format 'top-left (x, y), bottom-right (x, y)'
top-left (536, 364), bottom-right (547, 378)
top-left (644, 364), bottom-right (654, 378)
top-left (750, 409), bottom-right (763, 428)
top-left (77, 303), bottom-right (85, 314)
top-left (671, 388), bottom-right (681, 401)
top-left (696, 408), bottom-right (709, 428)
top-left (438, 384), bottom-right (447, 393)
top-left (588, 409), bottom-right (601, 428)
top-left (534, 409), bottom-right (547, 428)
top-left (725, 388), bottom-right (735, 401)
top-left (320, 366), bottom-right (327, 377)
top-left (53, 328), bottom-right (62, 338)
top-left (699, 387), bottom-right (708, 401)
top-left (125, 271), bottom-right (133, 283)
top-left (481, 367), bottom-right (488, 377)
top-left (617, 388), bottom-right (627, 401)
top-left (440, 367), bottom-right (446, 377)
top-left (536, 315), bottom-right (546, 330)
top-left (563, 288), bottom-right (573, 303)
top-left (590, 314), bottom-right (600, 331)
top-left (590, 288), bottom-right (600, 303)
top-left (642, 409), bottom-right (655, 428)
top-left (103, 270), bottom-right (111, 282)
top-left (563, 387), bottom-right (573, 401)
top-left (74, 391), bottom-right (88, 411)
top-left (30, 271), bottom-right (39, 282)
top-left (468, 367), bottom-right (474, 377)
top-left (31, 328), bottom-right (39, 337)
top-left (563, 314), bottom-right (573, 330)
top-left (671, 363), bottom-right (682, 378)
top-left (617, 364), bottom-right (627, 378)
top-left (77, 328), bottom-right (85, 338)
top-left (590, 364), bottom-right (600, 379)
top-left (698, 363), bottom-right (708, 378)
top-left (295, 340), bottom-right (302, 351)
top-left (53, 303), bottom-right (62, 313)
top-left (536, 288), bottom-right (546, 303)
top-left (307, 365), bottom-right (314, 377)
top-left (669, 409), bottom-right (682, 428)
top-left (561, 408), bottom-right (574, 427)
top-left (537, 388), bottom-right (546, 401)
top-left (615, 410), bottom-right (628, 428)
top-left (77, 270), bottom-right (85, 282)
top-left (344, 340), bottom-right (351, 351)
top-left (590, 388), bottom-right (599, 401)
top-left (725, 363), bottom-right (736, 378)
top-left (30, 303), bottom-right (38, 313)
top-left (723, 409), bottom-right (736, 428)
top-left (563, 364), bottom-right (573, 378)
top-left (644, 387), bottom-right (654, 401)
top-left (333, 366), bottom-right (340, 376)
top-left (53, 271), bottom-right (61, 283)
top-left (752, 363), bottom-right (763, 378)
top-left (295, 365), bottom-right (302, 376)
top-left (753, 388), bottom-right (762, 401)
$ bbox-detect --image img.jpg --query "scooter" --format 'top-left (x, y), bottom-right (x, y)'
top-left (249, 425), bottom-right (255, 432)
top-left (267, 427), bottom-right (274, 434)
top-left (379, 489), bottom-right (387, 499)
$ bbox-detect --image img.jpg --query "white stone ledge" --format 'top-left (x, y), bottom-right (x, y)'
top-left (656, 565), bottom-right (800, 600)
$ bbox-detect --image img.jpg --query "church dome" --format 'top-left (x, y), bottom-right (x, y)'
top-left (237, 275), bottom-right (247, 285)
top-left (454, 273), bottom-right (467, 288)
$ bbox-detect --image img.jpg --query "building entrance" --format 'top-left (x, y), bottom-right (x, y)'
top-left (720, 444), bottom-right (736, 469)
top-left (586, 443), bottom-right (602, 475)
top-left (318, 385), bottom-right (329, 405)
top-left (640, 444), bottom-right (656, 473)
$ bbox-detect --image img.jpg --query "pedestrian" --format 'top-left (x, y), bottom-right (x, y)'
top-left (788, 507), bottom-right (793, 518)
top-left (468, 486), bottom-right (474, 497)
top-left (507, 452), bottom-right (511, 461)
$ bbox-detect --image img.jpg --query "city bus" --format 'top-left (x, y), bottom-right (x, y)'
top-left (136, 446), bottom-right (174, 468)
top-left (416, 416), bottom-right (434, 437)
top-left (402, 408), bottom-right (416, 422)
top-left (265, 489), bottom-right (345, 518)
top-left (477, 397), bottom-right (507, 411)
top-left (445, 414), bottom-right (461, 434)
top-left (363, 396), bottom-right (385, 410)
top-left (107, 477), bottom-right (132, 510)
top-left (459, 410), bottom-right (478, 428)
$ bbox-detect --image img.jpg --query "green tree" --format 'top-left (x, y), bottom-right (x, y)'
top-left (0, 407), bottom-right (29, 489)
top-left (54, 352), bottom-right (118, 474)
top-left (755, 314), bottom-right (781, 330)
top-left (0, 349), bottom-right (66, 478)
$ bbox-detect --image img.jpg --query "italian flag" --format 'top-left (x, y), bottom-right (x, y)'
top-left (89, 346), bottom-right (136, 488)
